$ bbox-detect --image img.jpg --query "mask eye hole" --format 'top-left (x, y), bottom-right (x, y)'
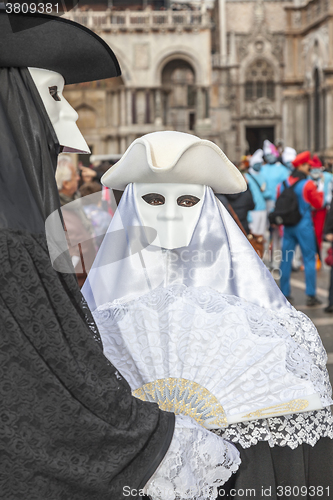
top-left (49, 86), bottom-right (61, 102)
top-left (142, 193), bottom-right (165, 206)
top-left (177, 195), bottom-right (200, 207)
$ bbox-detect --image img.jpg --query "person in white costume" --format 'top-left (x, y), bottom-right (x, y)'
top-left (83, 131), bottom-right (333, 499)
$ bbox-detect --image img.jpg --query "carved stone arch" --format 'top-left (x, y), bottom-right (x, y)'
top-left (161, 59), bottom-right (196, 85)
top-left (76, 104), bottom-right (98, 130)
top-left (155, 49), bottom-right (204, 86)
top-left (312, 63), bottom-right (324, 88)
top-left (156, 53), bottom-right (200, 132)
top-left (305, 35), bottom-right (328, 88)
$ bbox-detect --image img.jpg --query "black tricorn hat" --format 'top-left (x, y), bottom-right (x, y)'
top-left (0, 7), bottom-right (121, 84)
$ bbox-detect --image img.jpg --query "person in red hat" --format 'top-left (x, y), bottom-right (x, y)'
top-left (279, 151), bottom-right (324, 306)
top-left (309, 155), bottom-right (333, 255)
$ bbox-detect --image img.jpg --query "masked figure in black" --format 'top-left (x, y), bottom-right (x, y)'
top-left (0, 9), bottom-right (175, 499)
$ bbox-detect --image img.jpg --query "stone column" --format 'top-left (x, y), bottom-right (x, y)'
top-left (120, 136), bottom-right (127, 154)
top-left (218, 0), bottom-right (227, 65)
top-left (196, 87), bottom-right (204, 121)
top-left (325, 85), bottom-right (333, 154)
top-left (154, 89), bottom-right (163, 125)
top-left (328, 18), bottom-right (333, 68)
top-left (120, 88), bottom-right (126, 126)
top-left (126, 89), bottom-right (132, 126)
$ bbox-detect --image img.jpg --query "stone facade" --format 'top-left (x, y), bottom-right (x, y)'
top-left (283, 0), bottom-right (333, 160)
top-left (63, 0), bottom-right (333, 164)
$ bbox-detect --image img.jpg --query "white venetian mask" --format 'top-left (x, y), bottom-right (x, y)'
top-left (28, 67), bottom-right (90, 154)
top-left (134, 183), bottom-right (205, 249)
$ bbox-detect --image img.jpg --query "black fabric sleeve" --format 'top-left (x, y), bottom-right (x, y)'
top-left (0, 67), bottom-right (175, 498)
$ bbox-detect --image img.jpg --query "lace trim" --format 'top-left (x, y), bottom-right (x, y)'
top-left (144, 414), bottom-right (241, 500)
top-left (79, 292), bottom-right (103, 348)
top-left (94, 284), bottom-right (333, 448)
top-left (94, 284), bottom-right (332, 408)
top-left (212, 408), bottom-right (333, 449)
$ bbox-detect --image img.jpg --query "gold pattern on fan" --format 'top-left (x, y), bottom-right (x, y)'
top-left (133, 378), bottom-right (227, 428)
top-left (242, 399), bottom-right (309, 419)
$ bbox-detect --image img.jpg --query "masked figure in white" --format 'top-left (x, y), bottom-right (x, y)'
top-left (29, 47), bottom-right (242, 500)
top-left (83, 131), bottom-right (333, 498)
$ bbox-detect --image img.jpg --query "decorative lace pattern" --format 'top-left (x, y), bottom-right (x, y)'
top-left (0, 229), bottom-right (174, 499)
top-left (79, 290), bottom-right (104, 348)
top-left (275, 307), bottom-right (331, 400)
top-left (94, 284), bottom-right (332, 422)
top-left (144, 414), bottom-right (241, 500)
top-left (213, 408), bottom-right (333, 449)
top-left (93, 284), bottom-right (333, 450)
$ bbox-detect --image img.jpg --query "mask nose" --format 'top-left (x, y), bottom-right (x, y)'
top-left (157, 201), bottom-right (182, 221)
top-left (60, 97), bottom-right (79, 122)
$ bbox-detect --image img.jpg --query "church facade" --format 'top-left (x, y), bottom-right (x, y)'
top-left (63, 0), bottom-right (333, 165)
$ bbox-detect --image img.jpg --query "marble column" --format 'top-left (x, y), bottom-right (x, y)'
top-left (154, 89), bottom-right (162, 125)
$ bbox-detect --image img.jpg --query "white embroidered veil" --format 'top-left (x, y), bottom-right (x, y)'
top-left (82, 183), bottom-right (332, 428)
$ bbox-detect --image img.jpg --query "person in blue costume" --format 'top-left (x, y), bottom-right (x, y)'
top-left (281, 146), bottom-right (297, 172)
top-left (261, 140), bottom-right (290, 211)
top-left (245, 149), bottom-right (268, 237)
top-left (261, 141), bottom-right (290, 266)
top-left (279, 151), bottom-right (324, 306)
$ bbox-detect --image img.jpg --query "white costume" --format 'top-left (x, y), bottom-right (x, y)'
top-left (83, 131), bottom-right (333, 498)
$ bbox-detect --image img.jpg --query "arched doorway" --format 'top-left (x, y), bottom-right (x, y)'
top-left (161, 59), bottom-right (196, 131)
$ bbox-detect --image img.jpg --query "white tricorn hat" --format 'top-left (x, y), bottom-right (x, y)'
top-left (102, 131), bottom-right (247, 193)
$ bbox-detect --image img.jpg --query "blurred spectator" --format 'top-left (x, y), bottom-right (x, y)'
top-left (55, 155), bottom-right (97, 287)
top-left (223, 189), bottom-right (255, 235)
top-left (80, 165), bottom-right (98, 184)
top-left (238, 155), bottom-right (250, 171)
top-left (246, 149), bottom-right (268, 236)
top-left (261, 140), bottom-right (289, 207)
top-left (217, 162), bottom-right (255, 235)
top-left (323, 203), bottom-right (333, 313)
top-left (281, 147), bottom-right (296, 172)
top-left (261, 140), bottom-right (289, 265)
top-left (79, 181), bottom-right (112, 248)
top-left (248, 148), bottom-right (263, 173)
top-left (309, 155), bottom-right (332, 253)
top-left (77, 160), bottom-right (111, 187)
top-left (278, 151), bottom-right (324, 306)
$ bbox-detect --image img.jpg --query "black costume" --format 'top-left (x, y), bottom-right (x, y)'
top-left (0, 11), bottom-right (174, 499)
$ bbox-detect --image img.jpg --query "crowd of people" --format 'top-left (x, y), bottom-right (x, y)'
top-left (57, 138), bottom-right (333, 314)
top-left (213, 140), bottom-right (333, 311)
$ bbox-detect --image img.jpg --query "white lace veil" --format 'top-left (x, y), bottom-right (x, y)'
top-left (82, 183), bottom-right (332, 427)
top-left (82, 183), bottom-right (289, 312)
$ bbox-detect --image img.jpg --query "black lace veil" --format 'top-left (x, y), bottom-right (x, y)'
top-left (0, 67), bottom-right (174, 499)
top-left (0, 67), bottom-right (60, 231)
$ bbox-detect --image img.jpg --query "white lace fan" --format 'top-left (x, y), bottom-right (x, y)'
top-left (94, 285), bottom-right (326, 429)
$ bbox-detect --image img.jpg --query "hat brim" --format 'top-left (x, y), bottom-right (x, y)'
top-left (292, 151), bottom-right (311, 168)
top-left (102, 135), bottom-right (247, 194)
top-left (308, 159), bottom-right (322, 168)
top-left (0, 10), bottom-right (121, 84)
